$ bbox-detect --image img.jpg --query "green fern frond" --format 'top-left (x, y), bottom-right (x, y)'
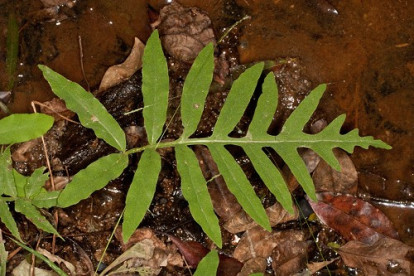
top-left (35, 30), bottom-right (390, 247)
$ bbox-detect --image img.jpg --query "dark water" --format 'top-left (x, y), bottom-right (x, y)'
top-left (1, 0), bottom-right (413, 246)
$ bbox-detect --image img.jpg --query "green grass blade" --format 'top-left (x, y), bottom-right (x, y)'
top-left (58, 153), bottom-right (128, 208)
top-left (274, 145), bottom-right (316, 201)
top-left (142, 30), bottom-right (170, 145)
top-left (14, 199), bottom-right (60, 236)
top-left (175, 145), bottom-right (222, 247)
top-left (193, 250), bottom-right (219, 276)
top-left (0, 199), bottom-right (22, 241)
top-left (0, 147), bottom-right (16, 197)
top-left (281, 84), bottom-right (326, 135)
top-left (25, 167), bottom-right (48, 199)
top-left (208, 145), bottom-right (271, 231)
top-left (181, 43), bottom-right (214, 138)
top-left (10, 238), bottom-right (68, 276)
top-left (123, 149), bottom-right (160, 242)
top-left (39, 65), bottom-right (126, 152)
top-left (213, 62), bottom-right (264, 138)
top-left (244, 145), bottom-right (293, 213)
top-left (6, 12), bottom-right (18, 90)
top-left (249, 72), bottom-right (278, 136)
top-left (31, 189), bottom-right (60, 208)
top-left (0, 114), bottom-right (54, 145)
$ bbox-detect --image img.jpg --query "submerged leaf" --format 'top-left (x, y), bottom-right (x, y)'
top-left (308, 192), bottom-right (399, 243)
top-left (58, 153), bottom-right (128, 208)
top-left (123, 149), bottom-right (161, 242)
top-left (39, 65), bottom-right (126, 152)
top-left (14, 199), bottom-right (59, 236)
top-left (338, 237), bottom-right (414, 275)
top-left (141, 30), bottom-right (169, 145)
top-left (0, 114), bottom-right (54, 145)
top-left (175, 145), bottom-right (221, 247)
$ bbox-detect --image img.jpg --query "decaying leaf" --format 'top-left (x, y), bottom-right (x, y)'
top-left (224, 202), bottom-right (298, 234)
top-left (158, 2), bottom-right (216, 63)
top-left (12, 259), bottom-right (57, 276)
top-left (271, 231), bottom-right (309, 275)
top-left (37, 248), bottom-right (76, 275)
top-left (306, 259), bottom-right (337, 274)
top-left (237, 257), bottom-right (266, 276)
top-left (338, 237), bottom-right (414, 275)
top-left (169, 235), bottom-right (243, 275)
top-left (308, 192), bottom-right (399, 244)
top-left (115, 228), bottom-right (182, 267)
top-left (312, 149), bottom-right (358, 194)
top-left (99, 37), bottom-right (145, 92)
top-left (234, 227), bottom-right (306, 263)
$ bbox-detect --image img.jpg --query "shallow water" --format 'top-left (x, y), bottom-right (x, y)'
top-left (1, 0), bottom-right (413, 246)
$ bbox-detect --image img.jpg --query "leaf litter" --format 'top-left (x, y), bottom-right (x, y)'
top-left (1, 2), bottom-right (407, 275)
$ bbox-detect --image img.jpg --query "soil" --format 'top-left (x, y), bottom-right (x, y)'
top-left (0, 0), bottom-right (413, 275)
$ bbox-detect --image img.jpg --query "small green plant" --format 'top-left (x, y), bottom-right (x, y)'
top-left (0, 30), bottom-right (390, 249)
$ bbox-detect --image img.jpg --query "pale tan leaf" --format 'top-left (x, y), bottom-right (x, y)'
top-left (99, 37), bottom-right (144, 92)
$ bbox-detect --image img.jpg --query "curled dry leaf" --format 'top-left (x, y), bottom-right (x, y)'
top-left (37, 248), bottom-right (76, 275)
top-left (308, 192), bottom-right (399, 244)
top-left (99, 37), bottom-right (145, 92)
top-left (12, 259), bottom-right (56, 276)
top-left (158, 2), bottom-right (216, 63)
top-left (338, 237), bottom-right (414, 275)
top-left (312, 149), bottom-right (358, 194)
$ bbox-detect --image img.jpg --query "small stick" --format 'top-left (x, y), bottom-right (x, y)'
top-left (78, 35), bottom-right (91, 91)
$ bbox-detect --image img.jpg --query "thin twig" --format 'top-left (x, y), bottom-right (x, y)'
top-left (78, 35), bottom-right (90, 92)
top-left (218, 15), bottom-right (251, 44)
top-left (31, 102), bottom-right (58, 253)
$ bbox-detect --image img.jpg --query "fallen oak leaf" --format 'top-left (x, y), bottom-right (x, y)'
top-left (308, 192), bottom-right (399, 244)
top-left (337, 237), bottom-right (414, 275)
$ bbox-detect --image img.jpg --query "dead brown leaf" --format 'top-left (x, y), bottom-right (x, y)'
top-left (224, 202), bottom-right (299, 234)
top-left (233, 227), bottom-right (306, 264)
top-left (338, 237), bottom-right (414, 276)
top-left (312, 149), bottom-right (358, 194)
top-left (271, 230), bottom-right (309, 275)
top-left (99, 37), bottom-right (144, 92)
top-left (237, 257), bottom-right (266, 276)
top-left (306, 259), bottom-right (337, 274)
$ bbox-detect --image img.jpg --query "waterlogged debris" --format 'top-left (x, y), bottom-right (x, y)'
top-left (308, 192), bottom-right (399, 244)
top-left (312, 149), bottom-right (358, 194)
top-left (99, 37), bottom-right (145, 92)
top-left (338, 237), bottom-right (414, 275)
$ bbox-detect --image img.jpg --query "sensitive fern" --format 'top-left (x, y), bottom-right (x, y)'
top-left (0, 30), bottom-right (390, 248)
